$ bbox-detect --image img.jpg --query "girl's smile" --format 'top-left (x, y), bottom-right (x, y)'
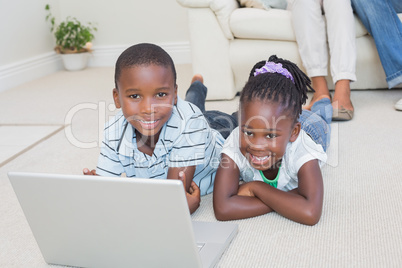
top-left (248, 154), bottom-right (271, 166)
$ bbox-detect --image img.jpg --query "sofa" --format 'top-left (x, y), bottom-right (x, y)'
top-left (177, 0), bottom-right (402, 100)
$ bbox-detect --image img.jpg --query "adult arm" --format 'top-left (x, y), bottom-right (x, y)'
top-left (213, 154), bottom-right (273, 221)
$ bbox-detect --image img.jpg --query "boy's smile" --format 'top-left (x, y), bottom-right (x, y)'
top-left (113, 64), bottom-right (177, 144)
top-left (239, 100), bottom-right (300, 173)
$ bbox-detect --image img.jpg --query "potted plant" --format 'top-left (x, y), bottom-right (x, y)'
top-left (45, 4), bottom-right (97, 71)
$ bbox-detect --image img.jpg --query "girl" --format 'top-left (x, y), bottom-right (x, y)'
top-left (213, 55), bottom-right (332, 225)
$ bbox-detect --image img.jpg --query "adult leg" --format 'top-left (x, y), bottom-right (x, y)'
top-left (324, 0), bottom-right (356, 119)
top-left (287, 0), bottom-right (331, 109)
top-left (306, 77), bottom-right (332, 111)
top-left (352, 0), bottom-right (402, 88)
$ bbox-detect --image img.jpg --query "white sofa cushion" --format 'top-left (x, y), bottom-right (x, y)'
top-left (230, 8), bottom-right (295, 41)
top-left (230, 8), bottom-right (370, 41)
top-left (354, 15), bottom-right (369, 38)
top-left (176, 0), bottom-right (211, 7)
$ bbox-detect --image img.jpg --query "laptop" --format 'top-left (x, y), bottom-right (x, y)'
top-left (8, 172), bottom-right (238, 268)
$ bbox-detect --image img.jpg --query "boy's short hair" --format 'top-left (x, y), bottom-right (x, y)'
top-left (114, 43), bottom-right (177, 89)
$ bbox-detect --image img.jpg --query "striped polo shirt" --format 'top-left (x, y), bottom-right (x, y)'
top-left (96, 97), bottom-right (225, 195)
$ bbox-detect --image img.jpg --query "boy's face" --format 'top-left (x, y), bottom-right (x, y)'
top-left (113, 64), bottom-right (177, 138)
top-left (239, 100), bottom-right (300, 171)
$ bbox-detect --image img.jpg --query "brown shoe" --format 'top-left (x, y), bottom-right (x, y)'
top-left (332, 106), bottom-right (354, 121)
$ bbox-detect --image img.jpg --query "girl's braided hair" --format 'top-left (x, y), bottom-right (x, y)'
top-left (240, 55), bottom-right (313, 122)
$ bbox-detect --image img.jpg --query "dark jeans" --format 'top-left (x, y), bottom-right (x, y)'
top-left (185, 81), bottom-right (238, 139)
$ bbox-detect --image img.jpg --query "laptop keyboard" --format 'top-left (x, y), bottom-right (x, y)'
top-left (197, 243), bottom-right (205, 251)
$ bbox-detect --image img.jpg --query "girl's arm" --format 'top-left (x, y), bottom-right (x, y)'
top-left (243, 159), bottom-right (324, 226)
top-left (213, 154), bottom-right (273, 221)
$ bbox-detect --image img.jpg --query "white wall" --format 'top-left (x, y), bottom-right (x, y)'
top-left (58, 0), bottom-right (190, 45)
top-left (0, 0), bottom-right (57, 65)
top-left (0, 0), bottom-right (191, 92)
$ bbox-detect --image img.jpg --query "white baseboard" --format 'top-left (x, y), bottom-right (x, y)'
top-left (0, 42), bottom-right (192, 93)
top-left (0, 52), bottom-right (63, 93)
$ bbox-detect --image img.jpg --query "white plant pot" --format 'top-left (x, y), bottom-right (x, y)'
top-left (60, 52), bottom-right (90, 71)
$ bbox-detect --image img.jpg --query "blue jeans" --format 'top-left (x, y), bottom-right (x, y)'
top-left (185, 81), bottom-right (238, 139)
top-left (299, 98), bottom-right (333, 152)
top-left (352, 0), bottom-right (402, 88)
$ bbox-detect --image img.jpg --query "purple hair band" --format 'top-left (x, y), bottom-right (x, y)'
top-left (253, 61), bottom-right (294, 83)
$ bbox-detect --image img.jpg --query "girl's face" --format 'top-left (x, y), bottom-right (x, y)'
top-left (113, 64), bottom-right (177, 140)
top-left (239, 100), bottom-right (300, 171)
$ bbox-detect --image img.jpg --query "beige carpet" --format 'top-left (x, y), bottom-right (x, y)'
top-left (1, 66), bottom-right (402, 267)
top-left (0, 125), bottom-right (64, 167)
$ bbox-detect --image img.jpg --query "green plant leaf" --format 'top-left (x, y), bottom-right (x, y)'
top-left (45, 4), bottom-right (97, 52)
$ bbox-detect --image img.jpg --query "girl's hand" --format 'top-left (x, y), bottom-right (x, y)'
top-left (237, 182), bottom-right (255, 197)
top-left (179, 171), bottom-right (200, 214)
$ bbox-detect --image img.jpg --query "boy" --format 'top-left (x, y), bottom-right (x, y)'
top-left (84, 43), bottom-right (233, 213)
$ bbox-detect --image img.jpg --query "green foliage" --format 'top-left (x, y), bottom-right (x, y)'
top-left (45, 4), bottom-right (97, 53)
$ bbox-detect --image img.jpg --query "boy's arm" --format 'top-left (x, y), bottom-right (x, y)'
top-left (167, 166), bottom-right (200, 214)
top-left (83, 168), bottom-right (98, 175)
top-left (178, 171), bottom-right (200, 214)
top-left (243, 159), bottom-right (324, 226)
top-left (213, 153), bottom-right (273, 221)
top-left (167, 166), bottom-right (196, 192)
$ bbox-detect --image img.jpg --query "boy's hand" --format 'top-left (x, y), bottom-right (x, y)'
top-left (237, 182), bottom-right (255, 197)
top-left (83, 168), bottom-right (98, 176)
top-left (179, 171), bottom-right (200, 214)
